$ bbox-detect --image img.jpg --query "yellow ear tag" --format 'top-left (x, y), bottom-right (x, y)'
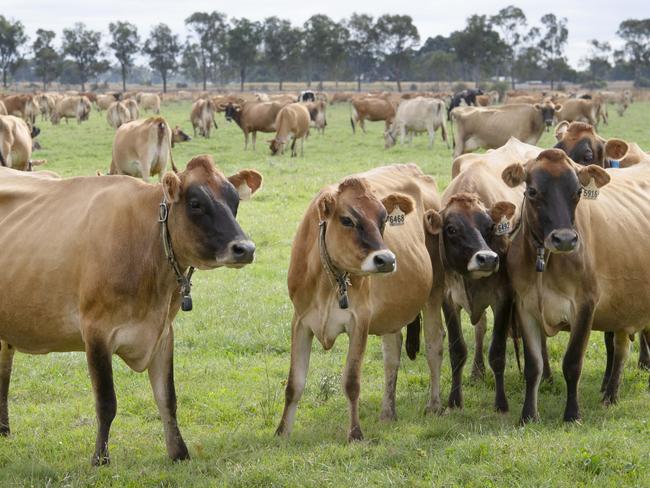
top-left (388, 207), bottom-right (405, 226)
top-left (495, 215), bottom-right (511, 236)
top-left (582, 177), bottom-right (599, 200)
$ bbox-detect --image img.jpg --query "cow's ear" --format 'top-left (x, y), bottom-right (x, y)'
top-left (228, 169), bottom-right (263, 201)
top-left (578, 165), bottom-right (611, 189)
top-left (317, 191), bottom-right (336, 221)
top-left (605, 138), bottom-right (628, 161)
top-left (502, 163), bottom-right (526, 187)
top-left (162, 171), bottom-right (182, 203)
top-left (533, 103), bottom-right (542, 110)
top-left (382, 193), bottom-right (415, 215)
top-left (424, 209), bottom-right (442, 235)
top-left (554, 103), bottom-right (563, 112)
top-left (489, 201), bottom-right (516, 223)
top-left (554, 121), bottom-right (570, 141)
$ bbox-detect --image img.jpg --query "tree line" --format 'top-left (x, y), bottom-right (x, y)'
top-left (0, 8), bottom-right (649, 93)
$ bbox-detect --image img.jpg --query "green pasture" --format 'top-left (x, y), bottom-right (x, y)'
top-left (0, 100), bottom-right (648, 487)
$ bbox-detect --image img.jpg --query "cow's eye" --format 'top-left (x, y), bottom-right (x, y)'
top-left (445, 225), bottom-right (457, 235)
top-left (189, 200), bottom-right (202, 211)
top-left (340, 216), bottom-right (354, 227)
top-left (527, 187), bottom-right (538, 198)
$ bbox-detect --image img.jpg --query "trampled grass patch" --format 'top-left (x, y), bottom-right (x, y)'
top-left (1, 100), bottom-right (648, 487)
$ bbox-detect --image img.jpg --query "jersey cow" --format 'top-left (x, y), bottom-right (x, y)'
top-left (190, 99), bottom-right (218, 138)
top-left (224, 101), bottom-right (284, 150)
top-left (0, 115), bottom-right (45, 171)
top-left (350, 97), bottom-right (396, 134)
top-left (384, 97), bottom-right (449, 150)
top-left (269, 103), bottom-right (310, 157)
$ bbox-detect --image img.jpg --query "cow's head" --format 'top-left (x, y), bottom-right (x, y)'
top-left (424, 193), bottom-right (515, 279)
top-left (317, 177), bottom-right (414, 274)
top-left (553, 121), bottom-right (628, 168)
top-left (534, 99), bottom-right (560, 131)
top-left (162, 155), bottom-right (262, 270)
top-left (30, 125), bottom-right (41, 139)
top-left (171, 126), bottom-right (192, 147)
top-left (224, 103), bottom-right (241, 122)
top-left (502, 149), bottom-right (610, 255)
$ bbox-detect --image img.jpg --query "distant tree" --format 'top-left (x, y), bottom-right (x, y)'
top-left (582, 40), bottom-right (612, 83)
top-left (538, 13), bottom-right (568, 89)
top-left (303, 14), bottom-right (341, 87)
top-left (185, 11), bottom-right (227, 90)
top-left (422, 50), bottom-right (457, 82)
top-left (514, 45), bottom-right (543, 82)
top-left (181, 42), bottom-right (203, 85)
top-left (62, 23), bottom-right (108, 91)
top-left (346, 14), bottom-right (376, 91)
top-left (327, 23), bottom-right (349, 88)
top-left (262, 17), bottom-right (302, 91)
top-left (226, 18), bottom-right (262, 92)
top-left (617, 19), bottom-right (650, 84)
top-left (490, 6), bottom-right (528, 88)
top-left (143, 23), bottom-right (181, 93)
top-left (375, 14), bottom-right (419, 92)
top-left (32, 29), bottom-right (59, 90)
top-left (0, 15), bottom-right (27, 88)
top-left (108, 21), bottom-right (139, 91)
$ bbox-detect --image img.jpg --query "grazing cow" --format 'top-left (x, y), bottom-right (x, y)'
top-left (350, 97), bottom-right (396, 134)
top-left (298, 90), bottom-right (316, 102)
top-left (269, 103), bottom-right (310, 157)
top-left (301, 100), bottom-right (327, 135)
top-left (123, 99), bottom-right (139, 121)
top-left (51, 96), bottom-right (92, 125)
top-left (0, 155), bottom-right (261, 464)
top-left (171, 126), bottom-right (192, 147)
top-left (35, 94), bottom-right (55, 121)
top-left (275, 164), bottom-right (445, 441)
top-left (78, 92), bottom-right (98, 103)
top-left (106, 102), bottom-right (131, 129)
top-left (451, 101), bottom-right (560, 158)
top-left (136, 93), bottom-right (161, 114)
top-left (502, 149), bottom-right (650, 424)
top-left (447, 89), bottom-right (484, 120)
top-left (224, 101), bottom-right (284, 150)
top-left (330, 92), bottom-right (355, 104)
top-left (190, 99), bottom-right (218, 138)
top-left (0, 115), bottom-right (46, 171)
top-left (96, 94), bottom-right (117, 111)
top-left (505, 95), bottom-right (542, 105)
top-left (1, 95), bottom-right (39, 126)
top-left (384, 97), bottom-right (449, 150)
top-left (110, 117), bottom-right (176, 181)
top-left (554, 99), bottom-right (598, 127)
top-left (431, 138), bottom-right (546, 412)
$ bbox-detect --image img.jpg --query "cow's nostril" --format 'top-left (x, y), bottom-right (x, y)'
top-left (374, 255), bottom-right (386, 267)
top-left (476, 253), bottom-right (486, 264)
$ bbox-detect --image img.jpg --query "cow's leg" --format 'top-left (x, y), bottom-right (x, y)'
top-left (380, 332), bottom-right (402, 421)
top-left (471, 312), bottom-right (487, 380)
top-left (243, 131), bottom-right (249, 150)
top-left (519, 306), bottom-right (543, 423)
top-left (290, 137), bottom-right (297, 157)
top-left (275, 316), bottom-right (313, 437)
top-left (443, 299), bottom-right (467, 409)
top-left (360, 117), bottom-right (366, 133)
top-left (603, 331), bottom-right (631, 405)
top-left (193, 125), bottom-right (197, 137)
top-left (601, 331), bottom-right (614, 392)
top-left (147, 326), bottom-right (189, 461)
top-left (343, 319), bottom-right (369, 441)
top-left (86, 338), bottom-right (117, 466)
top-left (541, 335), bottom-right (552, 382)
top-left (441, 122), bottom-right (450, 149)
top-left (252, 131), bottom-right (257, 151)
top-left (0, 341), bottom-right (15, 435)
top-left (562, 303), bottom-right (594, 422)
top-left (300, 137), bottom-right (304, 157)
top-left (428, 126), bottom-right (434, 149)
top-left (422, 298), bottom-right (445, 415)
top-left (489, 301), bottom-right (510, 413)
top-left (638, 330), bottom-right (650, 370)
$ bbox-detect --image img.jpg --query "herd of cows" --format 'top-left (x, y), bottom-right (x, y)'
top-left (0, 85), bottom-right (649, 466)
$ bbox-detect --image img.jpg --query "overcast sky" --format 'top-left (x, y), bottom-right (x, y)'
top-left (5, 0), bottom-right (646, 68)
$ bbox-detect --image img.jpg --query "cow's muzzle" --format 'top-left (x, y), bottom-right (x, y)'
top-left (467, 250), bottom-right (499, 278)
top-left (361, 250), bottom-right (396, 273)
top-left (225, 239), bottom-right (256, 266)
top-left (545, 229), bottom-right (578, 253)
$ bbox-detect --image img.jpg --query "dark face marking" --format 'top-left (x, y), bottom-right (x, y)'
top-left (555, 137), bottom-right (605, 167)
top-left (341, 206), bottom-right (388, 254)
top-left (442, 209), bottom-right (499, 276)
top-left (541, 106), bottom-right (556, 127)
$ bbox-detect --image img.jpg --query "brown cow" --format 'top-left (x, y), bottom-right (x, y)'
top-left (301, 100), bottom-right (327, 135)
top-left (1, 95), bottom-right (39, 126)
top-left (51, 96), bottom-right (92, 125)
top-left (554, 99), bottom-right (598, 126)
top-left (106, 101), bottom-right (131, 129)
top-left (275, 164), bottom-right (445, 441)
top-left (502, 149), bottom-right (650, 424)
top-left (136, 92), bottom-right (161, 114)
top-left (554, 121), bottom-right (634, 168)
top-left (35, 93), bottom-right (55, 121)
top-left (0, 115), bottom-right (46, 171)
top-left (224, 101), bottom-right (284, 150)
top-left (123, 98), bottom-right (139, 121)
top-left (0, 155), bottom-right (261, 464)
top-left (190, 99), bottom-right (218, 138)
top-left (350, 97), bottom-right (396, 134)
top-left (269, 103), bottom-right (310, 157)
top-left (505, 95), bottom-right (541, 105)
top-left (96, 94), bottom-right (117, 111)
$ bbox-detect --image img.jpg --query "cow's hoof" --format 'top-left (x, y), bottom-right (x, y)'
top-left (348, 426), bottom-right (363, 442)
top-left (379, 410), bottom-right (397, 422)
top-left (447, 391), bottom-right (464, 409)
top-left (519, 411), bottom-right (539, 425)
top-left (170, 443), bottom-right (190, 462)
top-left (471, 364), bottom-right (485, 381)
top-left (91, 453), bottom-right (110, 467)
top-left (0, 426), bottom-right (9, 436)
top-left (424, 403), bottom-right (445, 416)
top-left (494, 399), bottom-right (509, 414)
top-left (563, 411), bottom-right (581, 423)
top-left (602, 394), bottom-right (618, 407)
top-left (639, 359), bottom-right (650, 371)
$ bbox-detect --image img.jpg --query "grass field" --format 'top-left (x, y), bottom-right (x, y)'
top-left (0, 100), bottom-right (649, 487)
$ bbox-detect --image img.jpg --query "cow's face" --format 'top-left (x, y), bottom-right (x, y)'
top-left (224, 103), bottom-right (241, 122)
top-left (534, 100), bottom-right (559, 130)
top-left (172, 126), bottom-right (192, 146)
top-left (553, 121), bottom-right (628, 167)
top-left (384, 129), bottom-right (397, 149)
top-left (162, 155), bottom-right (262, 269)
top-left (502, 149), bottom-right (610, 254)
top-left (30, 125), bottom-right (41, 139)
top-left (317, 177), bottom-right (414, 275)
top-left (425, 194), bottom-right (514, 279)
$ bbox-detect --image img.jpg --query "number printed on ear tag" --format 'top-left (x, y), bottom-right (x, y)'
top-left (495, 215), bottom-right (511, 236)
top-left (582, 178), bottom-right (599, 200)
top-left (388, 207), bottom-right (405, 226)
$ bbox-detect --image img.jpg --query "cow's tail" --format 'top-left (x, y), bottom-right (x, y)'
top-left (449, 110), bottom-right (456, 149)
top-left (405, 313), bottom-right (422, 360)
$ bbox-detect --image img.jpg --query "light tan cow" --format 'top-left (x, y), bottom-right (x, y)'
top-left (0, 101), bottom-right (6, 116)
top-left (110, 117), bottom-right (176, 181)
top-left (350, 97), bottom-right (396, 134)
top-left (384, 97), bottom-right (449, 149)
top-left (330, 92), bottom-right (355, 104)
top-left (0, 155), bottom-right (262, 464)
top-left (0, 115), bottom-right (46, 171)
top-left (190, 99), bottom-right (217, 138)
top-left (451, 102), bottom-right (560, 158)
top-left (35, 93), bottom-right (55, 121)
top-left (554, 99), bottom-right (598, 126)
top-left (269, 103), bottom-right (310, 157)
top-left (51, 95), bottom-right (92, 125)
top-left (505, 95), bottom-right (541, 105)
top-left (224, 101), bottom-right (284, 150)
top-left (136, 92), bottom-right (161, 114)
top-left (275, 164), bottom-right (445, 441)
top-left (301, 100), bottom-right (327, 135)
top-left (106, 101), bottom-right (131, 129)
top-left (96, 94), bottom-right (117, 111)
top-left (123, 99), bottom-right (139, 121)
top-left (1, 95), bottom-right (39, 126)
